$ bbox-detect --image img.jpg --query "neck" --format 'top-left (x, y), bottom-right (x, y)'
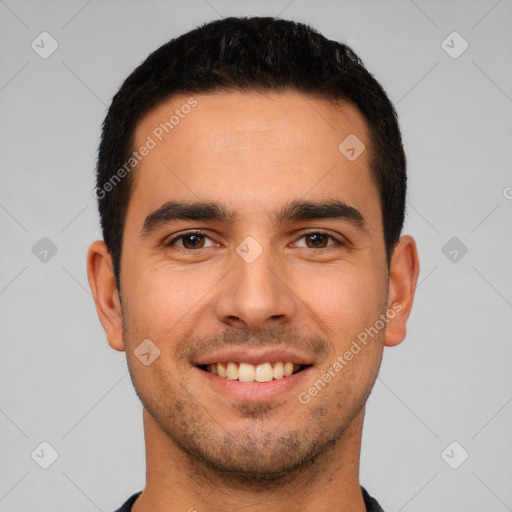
top-left (132, 407), bottom-right (367, 512)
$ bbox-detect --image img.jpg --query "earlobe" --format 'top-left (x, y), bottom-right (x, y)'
top-left (86, 240), bottom-right (125, 351)
top-left (384, 235), bottom-right (420, 347)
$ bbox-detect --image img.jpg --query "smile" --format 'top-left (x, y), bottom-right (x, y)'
top-left (199, 361), bottom-right (310, 382)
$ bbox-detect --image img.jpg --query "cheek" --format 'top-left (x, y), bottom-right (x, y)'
top-left (121, 259), bottom-right (222, 337)
top-left (293, 262), bottom-right (386, 335)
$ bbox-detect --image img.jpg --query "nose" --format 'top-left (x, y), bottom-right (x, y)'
top-left (213, 243), bottom-right (298, 331)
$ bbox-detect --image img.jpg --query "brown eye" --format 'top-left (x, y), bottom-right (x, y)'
top-left (165, 231), bottom-right (215, 250)
top-left (181, 233), bottom-right (205, 249)
top-left (304, 233), bottom-right (330, 248)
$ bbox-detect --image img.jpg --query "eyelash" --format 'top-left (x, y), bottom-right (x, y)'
top-left (164, 230), bottom-right (345, 251)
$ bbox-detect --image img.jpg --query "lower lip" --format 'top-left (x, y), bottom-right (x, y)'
top-left (194, 366), bottom-right (313, 402)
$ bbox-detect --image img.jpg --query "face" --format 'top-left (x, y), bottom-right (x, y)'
top-left (90, 90), bottom-right (416, 482)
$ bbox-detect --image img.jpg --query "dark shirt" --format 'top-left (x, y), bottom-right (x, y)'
top-left (113, 486), bottom-right (384, 511)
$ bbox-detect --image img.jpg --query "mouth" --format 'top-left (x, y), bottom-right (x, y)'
top-left (197, 361), bottom-right (312, 382)
top-left (192, 348), bottom-right (317, 401)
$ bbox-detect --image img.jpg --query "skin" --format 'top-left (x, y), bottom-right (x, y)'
top-left (87, 91), bottom-right (419, 512)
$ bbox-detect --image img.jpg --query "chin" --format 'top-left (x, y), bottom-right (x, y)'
top-left (162, 412), bottom-right (347, 486)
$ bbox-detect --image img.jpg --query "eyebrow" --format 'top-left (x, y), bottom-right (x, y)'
top-left (140, 199), bottom-right (368, 237)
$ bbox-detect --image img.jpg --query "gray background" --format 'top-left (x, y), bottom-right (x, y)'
top-left (1, 0), bottom-right (511, 510)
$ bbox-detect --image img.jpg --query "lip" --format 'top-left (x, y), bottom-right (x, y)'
top-left (193, 364), bottom-right (314, 402)
top-left (192, 347), bottom-right (317, 366)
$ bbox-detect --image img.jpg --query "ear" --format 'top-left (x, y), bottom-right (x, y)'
top-left (384, 235), bottom-right (420, 347)
top-left (86, 240), bottom-right (125, 351)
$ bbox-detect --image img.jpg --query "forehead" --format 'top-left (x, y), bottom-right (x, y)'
top-left (128, 90), bottom-right (379, 228)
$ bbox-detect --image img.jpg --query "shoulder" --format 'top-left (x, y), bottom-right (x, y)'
top-left (112, 490), bottom-right (142, 512)
top-left (361, 486), bottom-right (385, 512)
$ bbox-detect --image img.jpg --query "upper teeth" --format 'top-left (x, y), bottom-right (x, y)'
top-left (208, 362), bottom-right (300, 382)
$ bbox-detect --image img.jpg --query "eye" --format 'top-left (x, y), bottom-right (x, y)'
top-left (165, 230), bottom-right (216, 250)
top-left (293, 231), bottom-right (343, 249)
top-left (164, 230), bottom-right (344, 251)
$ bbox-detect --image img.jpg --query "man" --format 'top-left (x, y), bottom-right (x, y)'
top-left (87, 16), bottom-right (419, 512)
